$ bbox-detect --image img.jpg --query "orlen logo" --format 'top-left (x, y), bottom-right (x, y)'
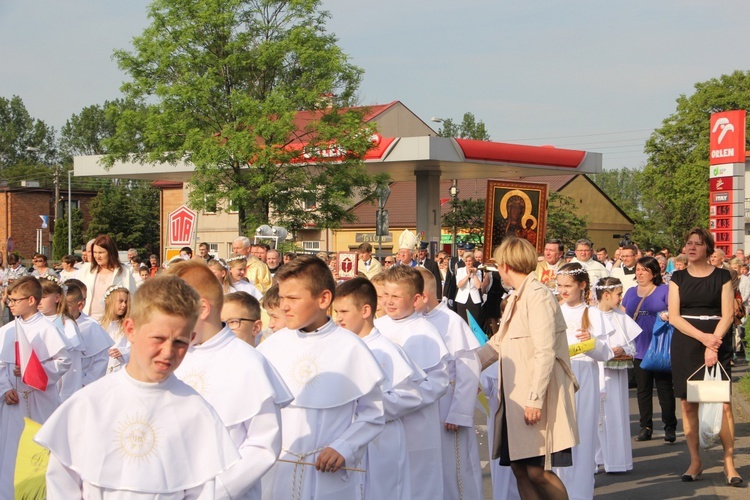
top-left (712, 118), bottom-right (734, 145)
top-left (709, 111), bottom-right (746, 165)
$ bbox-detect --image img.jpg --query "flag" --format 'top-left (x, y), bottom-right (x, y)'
top-left (16, 324), bottom-right (48, 391)
top-left (466, 310), bottom-right (488, 346)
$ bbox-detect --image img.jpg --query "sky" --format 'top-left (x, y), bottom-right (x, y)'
top-left (2, 0), bottom-right (750, 170)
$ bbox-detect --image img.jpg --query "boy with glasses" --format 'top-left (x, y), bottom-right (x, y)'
top-left (0, 276), bottom-right (71, 498)
top-left (223, 291), bottom-right (264, 346)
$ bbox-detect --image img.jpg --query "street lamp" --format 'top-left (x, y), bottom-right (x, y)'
top-left (449, 180), bottom-right (459, 257)
top-left (375, 183), bottom-right (391, 261)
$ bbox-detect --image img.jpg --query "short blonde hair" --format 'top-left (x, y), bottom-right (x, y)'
top-left (383, 265), bottom-right (423, 296)
top-left (416, 267), bottom-right (437, 295)
top-left (166, 259), bottom-right (224, 311)
top-left (130, 275), bottom-right (200, 327)
top-left (493, 237), bottom-right (537, 275)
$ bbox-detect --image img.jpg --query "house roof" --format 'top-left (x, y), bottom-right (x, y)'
top-left (290, 101), bottom-right (400, 143)
top-left (343, 174), bottom-right (635, 228)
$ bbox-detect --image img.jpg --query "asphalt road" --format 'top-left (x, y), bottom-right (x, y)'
top-left (476, 361), bottom-right (750, 499)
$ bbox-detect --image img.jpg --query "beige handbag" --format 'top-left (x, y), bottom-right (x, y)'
top-left (686, 364), bottom-right (731, 403)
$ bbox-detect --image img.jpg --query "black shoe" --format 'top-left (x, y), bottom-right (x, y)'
top-left (635, 427), bottom-right (652, 442)
top-left (664, 427), bottom-right (676, 443)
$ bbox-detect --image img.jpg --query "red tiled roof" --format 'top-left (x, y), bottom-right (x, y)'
top-left (291, 101), bottom-right (400, 143)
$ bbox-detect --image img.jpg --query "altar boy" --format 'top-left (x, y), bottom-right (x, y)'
top-left (257, 256), bottom-right (385, 499)
top-left (374, 266), bottom-right (450, 500)
top-left (0, 276), bottom-right (71, 499)
top-left (334, 278), bottom-right (424, 500)
top-left (35, 276), bottom-right (239, 498)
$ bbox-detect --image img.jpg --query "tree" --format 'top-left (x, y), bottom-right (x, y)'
top-left (545, 192), bottom-right (589, 249)
top-left (103, 0), bottom-right (387, 235)
top-left (59, 101), bottom-right (120, 159)
top-left (642, 70), bottom-right (750, 250)
top-left (436, 112), bottom-right (490, 141)
top-left (52, 208), bottom-right (84, 260)
top-left (87, 182), bottom-right (160, 255)
top-left (0, 95), bottom-right (57, 168)
top-left (441, 198), bottom-right (485, 245)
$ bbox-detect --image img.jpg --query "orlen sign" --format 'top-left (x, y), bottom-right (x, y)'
top-left (709, 110), bottom-right (746, 165)
top-left (169, 205), bottom-right (197, 246)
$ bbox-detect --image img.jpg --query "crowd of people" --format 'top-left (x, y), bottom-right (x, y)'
top-left (0, 227), bottom-right (745, 499)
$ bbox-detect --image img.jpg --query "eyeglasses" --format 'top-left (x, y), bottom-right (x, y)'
top-left (32, 259), bottom-right (44, 263)
top-left (6, 296), bottom-right (30, 306)
top-left (226, 318), bottom-right (258, 329)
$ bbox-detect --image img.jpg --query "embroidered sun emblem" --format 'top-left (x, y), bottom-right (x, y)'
top-left (181, 369), bottom-right (208, 396)
top-left (115, 414), bottom-right (159, 461)
top-left (290, 354), bottom-right (320, 387)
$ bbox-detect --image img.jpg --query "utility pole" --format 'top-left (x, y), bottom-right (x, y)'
top-left (53, 164), bottom-right (60, 223)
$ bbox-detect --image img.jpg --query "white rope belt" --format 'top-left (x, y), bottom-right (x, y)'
top-left (282, 447), bottom-right (324, 500)
top-left (682, 315), bottom-right (721, 320)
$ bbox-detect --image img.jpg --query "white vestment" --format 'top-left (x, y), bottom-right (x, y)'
top-left (75, 313), bottom-right (114, 385)
top-left (0, 314), bottom-right (71, 500)
top-left (360, 328), bottom-right (424, 500)
top-left (480, 362), bottom-right (520, 500)
top-left (590, 307), bottom-right (641, 472)
top-left (104, 321), bottom-right (130, 374)
top-left (230, 280), bottom-right (263, 301)
top-left (554, 303), bottom-right (613, 499)
top-left (35, 369), bottom-right (240, 499)
top-left (175, 327), bottom-right (293, 500)
top-left (375, 313), bottom-right (450, 500)
top-left (423, 301), bottom-right (483, 500)
top-left (45, 314), bottom-right (85, 402)
top-left (257, 321), bottom-right (385, 500)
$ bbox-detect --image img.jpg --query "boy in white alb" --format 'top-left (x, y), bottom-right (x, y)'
top-left (35, 275), bottom-right (240, 498)
top-left (168, 260), bottom-right (293, 499)
top-left (416, 267), bottom-right (484, 499)
top-left (334, 278), bottom-right (424, 500)
top-left (374, 266), bottom-right (451, 500)
top-left (0, 276), bottom-right (72, 499)
top-left (257, 256), bottom-right (385, 499)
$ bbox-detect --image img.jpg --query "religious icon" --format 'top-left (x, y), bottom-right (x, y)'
top-left (484, 180), bottom-right (548, 255)
top-left (335, 251), bottom-right (359, 280)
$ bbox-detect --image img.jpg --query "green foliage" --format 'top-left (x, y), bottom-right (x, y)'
top-left (86, 181), bottom-right (160, 255)
top-left (59, 101), bottom-right (120, 160)
top-left (442, 197), bottom-right (486, 244)
top-left (545, 192), bottom-right (588, 248)
top-left (642, 70), bottom-right (750, 249)
top-left (0, 95), bottom-right (57, 168)
top-left (436, 112), bottom-right (490, 141)
top-left (104, 0), bottom-right (385, 235)
top-left (52, 208), bottom-right (84, 260)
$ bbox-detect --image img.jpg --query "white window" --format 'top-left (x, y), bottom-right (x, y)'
top-left (302, 241), bottom-right (321, 251)
top-left (204, 195), bottom-right (217, 214)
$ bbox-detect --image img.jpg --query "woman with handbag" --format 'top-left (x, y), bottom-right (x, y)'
top-left (622, 256), bottom-right (677, 443)
top-left (668, 228), bottom-right (741, 486)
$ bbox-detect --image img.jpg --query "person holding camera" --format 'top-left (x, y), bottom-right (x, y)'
top-left (455, 250), bottom-right (483, 324)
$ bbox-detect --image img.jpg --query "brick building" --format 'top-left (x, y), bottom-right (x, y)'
top-left (0, 183), bottom-right (97, 262)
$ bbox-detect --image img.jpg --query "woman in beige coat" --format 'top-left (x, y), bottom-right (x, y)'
top-left (478, 237), bottom-right (579, 499)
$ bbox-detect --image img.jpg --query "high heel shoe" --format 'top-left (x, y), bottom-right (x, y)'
top-left (681, 470), bottom-right (702, 482)
top-left (725, 473), bottom-right (743, 487)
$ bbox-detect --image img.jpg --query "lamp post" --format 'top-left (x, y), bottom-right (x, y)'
top-left (375, 183), bottom-right (391, 262)
top-left (449, 180), bottom-right (459, 257)
top-left (68, 169), bottom-right (72, 255)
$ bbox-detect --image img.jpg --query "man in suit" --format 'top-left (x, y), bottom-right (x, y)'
top-left (357, 242), bottom-right (383, 280)
top-left (416, 242), bottom-right (443, 300)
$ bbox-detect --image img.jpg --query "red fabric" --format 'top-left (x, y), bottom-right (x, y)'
top-left (17, 334), bottom-right (48, 392)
